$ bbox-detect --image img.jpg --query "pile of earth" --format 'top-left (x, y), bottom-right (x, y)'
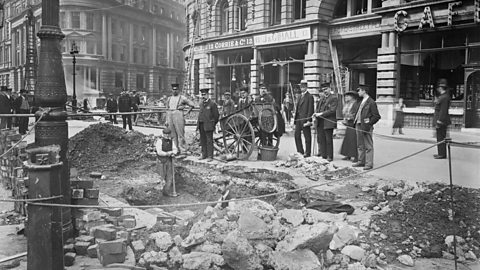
top-left (367, 183), bottom-right (480, 262)
top-left (68, 123), bottom-right (155, 172)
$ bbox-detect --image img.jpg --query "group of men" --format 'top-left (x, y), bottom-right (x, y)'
top-left (105, 89), bottom-right (142, 130)
top-left (0, 87), bottom-right (31, 134)
top-left (294, 80), bottom-right (381, 170)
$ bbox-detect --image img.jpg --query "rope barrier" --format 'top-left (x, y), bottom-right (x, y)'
top-left (28, 141), bottom-right (443, 210)
top-left (0, 195), bottom-right (63, 203)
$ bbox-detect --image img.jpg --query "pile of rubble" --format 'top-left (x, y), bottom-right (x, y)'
top-left (68, 123), bottom-right (155, 172)
top-left (274, 153), bottom-right (356, 181)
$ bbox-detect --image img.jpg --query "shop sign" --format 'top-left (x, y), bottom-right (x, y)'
top-left (394, 0), bottom-right (480, 32)
top-left (205, 37), bottom-right (253, 51)
top-left (254, 27), bottom-right (311, 46)
top-left (331, 21), bottom-right (381, 36)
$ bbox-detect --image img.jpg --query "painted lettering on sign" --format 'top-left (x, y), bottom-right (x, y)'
top-left (418, 6), bottom-right (435, 29)
top-left (394, 10), bottom-right (408, 32)
top-left (448, 1), bottom-right (462, 26)
top-left (476, 0), bottom-right (480, 23)
top-left (254, 27), bottom-right (311, 46)
top-left (204, 37), bottom-right (253, 51)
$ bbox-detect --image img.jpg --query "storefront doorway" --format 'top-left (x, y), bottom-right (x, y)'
top-left (465, 69), bottom-right (480, 128)
top-left (349, 67), bottom-right (377, 99)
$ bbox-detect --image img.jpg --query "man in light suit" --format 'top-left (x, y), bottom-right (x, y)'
top-left (294, 80), bottom-right (314, 157)
top-left (353, 86), bottom-right (381, 170)
top-left (314, 82), bottom-right (338, 161)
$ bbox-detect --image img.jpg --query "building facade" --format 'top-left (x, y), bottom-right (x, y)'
top-left (184, 0), bottom-right (480, 129)
top-left (0, 0), bottom-right (186, 101)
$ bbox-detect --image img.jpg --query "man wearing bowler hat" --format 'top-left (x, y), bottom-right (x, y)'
top-left (197, 88), bottom-right (219, 161)
top-left (313, 82), bottom-right (338, 161)
top-left (294, 79), bottom-right (314, 157)
top-left (433, 78), bottom-right (451, 159)
top-left (165, 83), bottom-right (195, 153)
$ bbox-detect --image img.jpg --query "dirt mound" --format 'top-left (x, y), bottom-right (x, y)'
top-left (369, 183), bottom-right (480, 261)
top-left (68, 123), bottom-right (154, 172)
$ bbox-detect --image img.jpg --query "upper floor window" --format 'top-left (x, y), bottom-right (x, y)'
top-left (235, 0), bottom-right (248, 31)
top-left (60, 12), bottom-right (66, 28)
top-left (270, 0), bottom-right (281, 25)
top-left (220, 0), bottom-right (229, 34)
top-left (71, 11), bottom-right (80, 28)
top-left (86, 13), bottom-right (94, 30)
top-left (294, 0), bottom-right (306, 20)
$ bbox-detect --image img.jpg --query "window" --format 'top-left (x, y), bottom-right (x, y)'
top-left (235, 0), bottom-right (248, 31)
top-left (60, 12), bottom-right (66, 28)
top-left (133, 25), bottom-right (139, 40)
top-left (86, 13), bottom-right (94, 30)
top-left (115, 72), bottom-right (124, 88)
top-left (220, 0), bottom-right (229, 34)
top-left (120, 45), bottom-right (126, 61)
top-left (141, 27), bottom-right (147, 42)
top-left (136, 74), bottom-right (145, 89)
top-left (294, 0), bottom-right (306, 20)
top-left (270, 0), bottom-right (281, 25)
top-left (71, 12), bottom-right (80, 28)
top-left (111, 19), bottom-right (117, 35)
top-left (86, 40), bottom-right (95, 54)
top-left (133, 48), bottom-right (139, 63)
top-left (142, 49), bottom-right (147, 64)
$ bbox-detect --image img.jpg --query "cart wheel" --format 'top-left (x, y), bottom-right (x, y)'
top-left (259, 107), bottom-right (277, 133)
top-left (255, 131), bottom-right (280, 149)
top-left (222, 114), bottom-right (255, 160)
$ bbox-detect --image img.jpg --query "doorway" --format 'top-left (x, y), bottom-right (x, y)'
top-left (350, 68), bottom-right (377, 99)
top-left (465, 70), bottom-right (480, 128)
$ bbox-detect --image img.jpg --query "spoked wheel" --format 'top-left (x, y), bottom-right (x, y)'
top-left (222, 114), bottom-right (255, 160)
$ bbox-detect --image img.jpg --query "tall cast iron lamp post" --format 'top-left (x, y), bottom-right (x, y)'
top-left (70, 41), bottom-right (79, 112)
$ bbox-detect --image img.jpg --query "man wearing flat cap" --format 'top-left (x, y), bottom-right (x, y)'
top-left (313, 82), bottom-right (338, 161)
top-left (197, 88), bottom-right (219, 161)
top-left (166, 83), bottom-right (195, 153)
top-left (155, 127), bottom-right (179, 197)
top-left (237, 88), bottom-right (251, 110)
top-left (433, 78), bottom-right (451, 159)
top-left (294, 79), bottom-right (314, 157)
top-left (222, 91), bottom-right (235, 117)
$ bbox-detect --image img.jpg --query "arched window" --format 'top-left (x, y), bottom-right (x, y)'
top-left (220, 0), bottom-right (229, 34)
top-left (235, 0), bottom-right (248, 31)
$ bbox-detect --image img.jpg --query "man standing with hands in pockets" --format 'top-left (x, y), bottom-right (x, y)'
top-left (313, 82), bottom-right (338, 161)
top-left (294, 80), bottom-right (314, 157)
top-left (197, 88), bottom-right (219, 161)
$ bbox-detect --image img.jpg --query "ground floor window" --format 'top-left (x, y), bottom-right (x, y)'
top-left (115, 72), bottom-right (124, 88)
top-left (215, 49), bottom-right (253, 102)
top-left (136, 73), bottom-right (145, 90)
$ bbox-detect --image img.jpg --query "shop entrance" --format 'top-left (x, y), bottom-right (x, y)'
top-left (349, 66), bottom-right (377, 99)
top-left (465, 70), bottom-right (480, 128)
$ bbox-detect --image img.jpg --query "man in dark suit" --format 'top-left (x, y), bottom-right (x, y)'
top-left (0, 86), bottom-right (11, 129)
top-left (197, 88), bottom-right (219, 161)
top-left (237, 88), bottom-right (251, 110)
top-left (106, 93), bottom-right (118, 124)
top-left (14, 89), bottom-right (31, 134)
top-left (131, 90), bottom-right (141, 122)
top-left (314, 82), bottom-right (338, 161)
top-left (294, 80), bottom-right (314, 157)
top-left (118, 90), bottom-right (133, 130)
top-left (353, 86), bottom-right (381, 170)
top-left (433, 79), bottom-right (451, 159)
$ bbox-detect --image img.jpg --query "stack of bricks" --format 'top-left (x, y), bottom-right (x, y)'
top-left (71, 178), bottom-right (100, 206)
top-left (0, 129), bottom-right (29, 215)
top-left (66, 208), bottom-right (139, 267)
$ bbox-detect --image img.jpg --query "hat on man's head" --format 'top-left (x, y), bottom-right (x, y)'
top-left (320, 82), bottom-right (331, 88)
top-left (163, 128), bottom-right (172, 134)
top-left (259, 83), bottom-right (267, 88)
top-left (299, 79), bottom-right (308, 85)
top-left (224, 92), bottom-right (231, 96)
top-left (171, 83), bottom-right (180, 89)
top-left (437, 78), bottom-right (448, 88)
top-left (6, 88), bottom-right (12, 92)
top-left (200, 88), bottom-right (210, 94)
top-left (240, 87), bottom-right (248, 93)
top-left (344, 91), bottom-right (359, 99)
top-left (0, 86), bottom-right (7, 91)
top-left (20, 89), bottom-right (27, 94)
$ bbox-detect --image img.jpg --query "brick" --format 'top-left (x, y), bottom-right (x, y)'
top-left (93, 226), bottom-right (117, 241)
top-left (71, 189), bottom-right (84, 199)
top-left (119, 218), bottom-right (136, 229)
top-left (84, 189), bottom-right (99, 199)
top-left (98, 252), bottom-right (126, 266)
top-left (74, 241), bottom-right (91, 256)
top-left (97, 239), bottom-right (127, 255)
top-left (64, 243), bottom-right (75, 254)
top-left (72, 198), bottom-right (99, 206)
top-left (116, 230), bottom-right (130, 241)
top-left (87, 244), bottom-right (98, 258)
top-left (70, 179), bottom-right (94, 189)
top-left (100, 208), bottom-right (123, 217)
top-left (82, 210), bottom-right (102, 222)
top-left (75, 235), bottom-right (95, 245)
top-left (105, 216), bottom-right (119, 226)
top-left (157, 216), bottom-right (176, 225)
top-left (64, 252), bottom-right (76, 267)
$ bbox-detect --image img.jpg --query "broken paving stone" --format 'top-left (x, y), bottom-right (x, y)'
top-left (87, 244), bottom-right (98, 258)
top-left (329, 225), bottom-right (358, 250)
top-left (277, 223), bottom-right (337, 254)
top-left (149, 231), bottom-right (173, 252)
top-left (445, 235), bottom-right (466, 248)
top-left (74, 241), bottom-right (91, 256)
top-left (131, 240), bottom-right (145, 258)
top-left (222, 230), bottom-right (262, 270)
top-left (64, 252), bottom-right (76, 266)
top-left (303, 209), bottom-right (346, 224)
top-left (465, 250), bottom-right (478, 261)
top-left (271, 249), bottom-right (322, 270)
top-left (182, 252), bottom-right (225, 270)
top-left (64, 243), bottom-right (75, 254)
top-left (278, 209), bottom-right (304, 227)
top-left (75, 235), bottom-right (95, 245)
top-left (397, 254), bottom-right (414, 266)
top-left (341, 245), bottom-right (366, 261)
top-left (92, 226), bottom-right (117, 241)
top-left (168, 246), bottom-right (184, 267)
top-left (238, 210), bottom-right (269, 240)
top-left (363, 254), bottom-right (377, 268)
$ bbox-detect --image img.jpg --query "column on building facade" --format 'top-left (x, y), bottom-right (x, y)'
top-left (102, 14), bottom-right (107, 59)
top-left (148, 26), bottom-right (157, 95)
top-left (200, 52), bottom-right (213, 92)
top-left (229, 0), bottom-right (234, 33)
top-left (129, 23), bottom-right (134, 63)
top-left (376, 31), bottom-right (398, 126)
top-left (367, 0), bottom-right (373, 13)
top-left (304, 40), bottom-right (322, 95)
top-left (250, 47), bottom-right (261, 95)
top-left (107, 16), bottom-right (112, 60)
top-left (346, 0), bottom-right (352, 17)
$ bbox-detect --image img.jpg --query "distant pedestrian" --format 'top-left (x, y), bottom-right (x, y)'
top-left (155, 128), bottom-right (178, 197)
top-left (221, 92), bottom-right (235, 117)
top-left (282, 92), bottom-right (294, 125)
top-left (340, 91), bottom-right (360, 162)
top-left (294, 80), bottom-right (314, 157)
top-left (433, 79), bottom-right (451, 159)
top-left (118, 90), bottom-right (133, 130)
top-left (14, 89), bottom-right (31, 135)
top-left (83, 98), bottom-right (90, 112)
top-left (313, 82), bottom-right (338, 161)
top-left (166, 83), bottom-right (196, 153)
top-left (131, 90), bottom-right (141, 122)
top-left (106, 94), bottom-right (118, 124)
top-left (392, 98), bottom-right (405, 135)
top-left (197, 88), bottom-right (219, 161)
top-left (352, 86), bottom-right (381, 170)
top-left (6, 88), bottom-right (13, 129)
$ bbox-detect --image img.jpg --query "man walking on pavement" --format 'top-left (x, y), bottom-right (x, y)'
top-left (166, 83), bottom-right (195, 153)
top-left (14, 89), bottom-right (30, 134)
top-left (197, 88), bottom-right (219, 161)
top-left (118, 89), bottom-right (133, 130)
top-left (294, 80), bottom-right (314, 157)
top-left (106, 93), bottom-right (118, 124)
top-left (352, 86), bottom-right (381, 170)
top-left (314, 82), bottom-right (338, 161)
top-left (433, 78), bottom-right (451, 159)
top-left (155, 127), bottom-right (178, 197)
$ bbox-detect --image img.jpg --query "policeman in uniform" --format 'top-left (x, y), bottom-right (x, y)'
top-left (155, 128), bottom-right (178, 197)
top-left (197, 88), bottom-right (219, 161)
top-left (165, 83), bottom-right (195, 153)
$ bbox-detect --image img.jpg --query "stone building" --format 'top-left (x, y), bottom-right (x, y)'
top-left (184, 0), bottom-right (480, 128)
top-left (0, 0), bottom-right (186, 101)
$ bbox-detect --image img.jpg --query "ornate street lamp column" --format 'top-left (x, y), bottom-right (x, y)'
top-left (70, 42), bottom-right (79, 112)
top-left (34, 0), bottom-right (72, 241)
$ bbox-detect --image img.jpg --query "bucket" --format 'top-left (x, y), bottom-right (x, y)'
top-left (258, 146), bottom-right (279, 161)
